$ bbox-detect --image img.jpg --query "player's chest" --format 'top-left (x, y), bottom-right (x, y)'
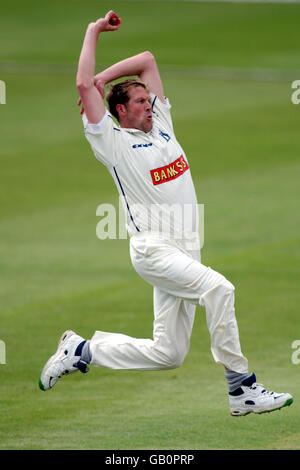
top-left (118, 128), bottom-right (188, 186)
top-left (123, 126), bottom-right (181, 165)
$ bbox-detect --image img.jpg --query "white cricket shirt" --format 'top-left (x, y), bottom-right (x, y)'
top-left (82, 94), bottom-right (199, 239)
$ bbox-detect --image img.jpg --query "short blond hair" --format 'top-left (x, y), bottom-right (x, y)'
top-left (106, 79), bottom-right (149, 122)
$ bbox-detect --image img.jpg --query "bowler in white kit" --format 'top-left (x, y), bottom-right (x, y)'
top-left (39, 11), bottom-right (294, 417)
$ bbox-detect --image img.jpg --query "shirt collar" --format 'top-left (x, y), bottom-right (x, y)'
top-left (122, 127), bottom-right (153, 135)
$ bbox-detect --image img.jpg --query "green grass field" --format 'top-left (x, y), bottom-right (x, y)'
top-left (1, 0), bottom-right (300, 450)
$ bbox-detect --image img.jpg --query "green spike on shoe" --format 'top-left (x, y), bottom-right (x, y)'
top-left (39, 378), bottom-right (45, 391)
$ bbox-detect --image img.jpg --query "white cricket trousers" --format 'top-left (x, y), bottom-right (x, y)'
top-left (90, 232), bottom-right (248, 374)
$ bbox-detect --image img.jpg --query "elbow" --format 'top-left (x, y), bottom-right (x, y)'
top-left (76, 81), bottom-right (92, 92)
top-left (141, 51), bottom-right (157, 73)
top-left (76, 76), bottom-right (93, 92)
top-left (143, 51), bottom-right (155, 63)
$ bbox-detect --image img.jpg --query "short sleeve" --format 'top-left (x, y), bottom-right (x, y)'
top-left (82, 110), bottom-right (120, 167)
top-left (150, 93), bottom-right (174, 134)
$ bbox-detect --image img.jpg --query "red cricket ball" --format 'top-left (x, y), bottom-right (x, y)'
top-left (109, 14), bottom-right (120, 26)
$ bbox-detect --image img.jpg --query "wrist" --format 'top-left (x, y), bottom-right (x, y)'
top-left (96, 72), bottom-right (108, 85)
top-left (94, 18), bottom-right (106, 34)
top-left (87, 20), bottom-right (103, 36)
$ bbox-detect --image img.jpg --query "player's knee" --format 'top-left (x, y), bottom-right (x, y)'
top-left (200, 280), bottom-right (235, 310)
top-left (164, 348), bottom-right (186, 369)
top-left (217, 282), bottom-right (235, 305)
top-left (154, 340), bottom-right (189, 369)
top-left (214, 280), bottom-right (235, 298)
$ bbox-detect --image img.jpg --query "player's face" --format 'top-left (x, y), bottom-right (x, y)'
top-left (123, 87), bottom-right (153, 133)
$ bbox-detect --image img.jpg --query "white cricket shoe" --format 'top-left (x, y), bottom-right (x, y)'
top-left (39, 330), bottom-right (89, 391)
top-left (229, 373), bottom-right (293, 416)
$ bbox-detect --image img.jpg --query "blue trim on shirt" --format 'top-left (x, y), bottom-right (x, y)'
top-left (113, 167), bottom-right (140, 232)
top-left (152, 95), bottom-right (157, 110)
top-left (107, 114), bottom-right (121, 132)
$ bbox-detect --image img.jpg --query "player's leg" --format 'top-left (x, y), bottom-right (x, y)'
top-left (39, 290), bottom-right (195, 391)
top-left (130, 233), bottom-right (248, 374)
top-left (88, 287), bottom-right (195, 370)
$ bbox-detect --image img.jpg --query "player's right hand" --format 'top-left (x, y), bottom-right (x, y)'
top-left (94, 11), bottom-right (122, 34)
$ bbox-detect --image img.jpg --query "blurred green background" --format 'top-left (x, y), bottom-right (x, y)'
top-left (1, 0), bottom-right (300, 450)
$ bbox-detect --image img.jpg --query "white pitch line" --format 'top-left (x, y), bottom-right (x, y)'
top-left (135, 0), bottom-right (300, 3)
top-left (1, 62), bottom-right (299, 83)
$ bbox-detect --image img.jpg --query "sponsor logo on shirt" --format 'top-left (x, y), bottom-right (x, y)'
top-left (150, 155), bottom-right (189, 185)
top-left (132, 143), bottom-right (153, 149)
top-left (159, 130), bottom-right (171, 142)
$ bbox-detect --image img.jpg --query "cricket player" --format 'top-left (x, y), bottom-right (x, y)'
top-left (39, 11), bottom-right (294, 416)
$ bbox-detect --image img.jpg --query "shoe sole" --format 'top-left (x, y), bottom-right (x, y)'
top-left (231, 397), bottom-right (294, 417)
top-left (39, 330), bottom-right (76, 391)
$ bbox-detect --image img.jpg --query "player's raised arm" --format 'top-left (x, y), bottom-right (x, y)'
top-left (94, 51), bottom-right (165, 103)
top-left (76, 11), bottom-right (121, 124)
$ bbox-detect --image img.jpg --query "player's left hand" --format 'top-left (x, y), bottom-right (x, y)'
top-left (77, 78), bottom-right (104, 115)
top-left (77, 97), bottom-right (84, 115)
top-left (94, 76), bottom-right (105, 98)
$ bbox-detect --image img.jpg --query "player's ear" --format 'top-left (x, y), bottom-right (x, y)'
top-left (116, 103), bottom-right (126, 117)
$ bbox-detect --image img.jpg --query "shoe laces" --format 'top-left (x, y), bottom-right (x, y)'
top-left (52, 361), bottom-right (70, 378)
top-left (53, 359), bottom-right (88, 379)
top-left (250, 383), bottom-right (274, 396)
